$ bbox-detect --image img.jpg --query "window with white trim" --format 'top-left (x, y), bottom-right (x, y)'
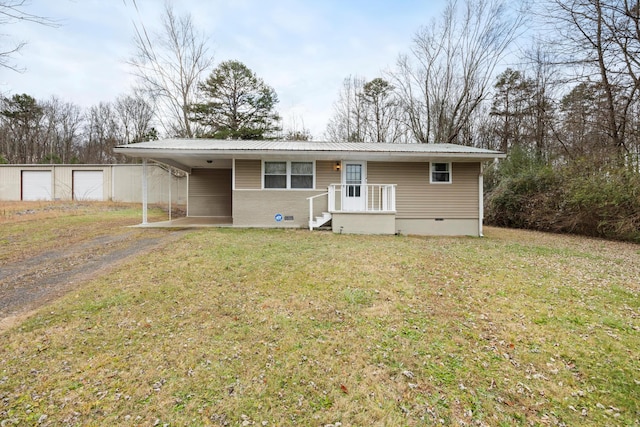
top-left (264, 161), bottom-right (287, 188)
top-left (264, 161), bottom-right (314, 189)
top-left (430, 162), bottom-right (451, 183)
top-left (291, 162), bottom-right (313, 188)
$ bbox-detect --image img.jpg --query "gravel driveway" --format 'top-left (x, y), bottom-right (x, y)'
top-left (0, 228), bottom-right (186, 332)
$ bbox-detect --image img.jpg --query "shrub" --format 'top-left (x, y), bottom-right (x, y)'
top-left (559, 162), bottom-right (640, 241)
top-left (484, 146), bottom-right (558, 229)
top-left (485, 150), bottom-right (640, 242)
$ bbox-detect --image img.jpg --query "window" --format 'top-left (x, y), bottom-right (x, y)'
top-left (345, 163), bottom-right (362, 197)
top-left (291, 162), bottom-right (313, 189)
top-left (264, 161), bottom-right (314, 189)
top-left (430, 162), bottom-right (451, 183)
top-left (264, 161), bottom-right (287, 188)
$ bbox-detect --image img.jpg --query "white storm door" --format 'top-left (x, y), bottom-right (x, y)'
top-left (342, 162), bottom-right (366, 211)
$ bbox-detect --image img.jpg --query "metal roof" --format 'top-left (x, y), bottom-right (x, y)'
top-left (113, 139), bottom-right (505, 172)
top-left (116, 139), bottom-right (503, 155)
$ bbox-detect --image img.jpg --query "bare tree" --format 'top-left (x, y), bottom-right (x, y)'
top-left (42, 96), bottom-right (83, 163)
top-left (360, 78), bottom-right (404, 143)
top-left (325, 76), bottom-right (367, 142)
top-left (543, 0), bottom-right (640, 158)
top-left (115, 91), bottom-right (155, 144)
top-left (0, 0), bottom-right (57, 71)
top-left (524, 45), bottom-right (559, 159)
top-left (489, 66), bottom-right (557, 157)
top-left (83, 102), bottom-right (120, 163)
top-left (127, 2), bottom-right (213, 137)
top-left (392, 0), bottom-right (525, 144)
top-left (326, 76), bottom-right (407, 143)
top-left (281, 114), bottom-right (312, 141)
top-left (490, 68), bottom-right (531, 152)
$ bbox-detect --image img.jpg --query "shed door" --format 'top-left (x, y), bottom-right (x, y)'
top-left (73, 170), bottom-right (104, 201)
top-left (188, 169), bottom-right (232, 216)
top-left (22, 171), bottom-right (52, 201)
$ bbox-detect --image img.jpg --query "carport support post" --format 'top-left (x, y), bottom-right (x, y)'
top-left (168, 166), bottom-right (172, 222)
top-left (142, 158), bottom-right (148, 225)
top-left (478, 167), bottom-right (484, 237)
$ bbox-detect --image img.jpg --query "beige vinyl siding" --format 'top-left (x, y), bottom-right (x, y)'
top-left (234, 159), bottom-right (337, 190)
top-left (367, 162), bottom-right (480, 219)
top-left (234, 159), bottom-right (261, 189)
top-left (316, 160), bottom-right (341, 190)
top-left (188, 169), bottom-right (232, 216)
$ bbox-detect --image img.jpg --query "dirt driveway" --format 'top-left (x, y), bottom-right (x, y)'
top-left (0, 204), bottom-right (187, 332)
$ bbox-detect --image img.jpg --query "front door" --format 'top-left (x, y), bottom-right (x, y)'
top-left (342, 161), bottom-right (365, 211)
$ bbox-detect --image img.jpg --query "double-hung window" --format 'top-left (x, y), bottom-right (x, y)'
top-left (264, 161), bottom-right (314, 189)
top-left (264, 161), bottom-right (287, 188)
top-left (290, 162), bottom-right (313, 189)
top-left (430, 162), bottom-right (452, 183)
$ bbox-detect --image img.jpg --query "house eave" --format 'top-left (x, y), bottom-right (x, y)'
top-left (113, 147), bottom-right (506, 164)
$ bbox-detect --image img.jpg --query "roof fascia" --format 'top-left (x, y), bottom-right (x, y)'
top-left (113, 147), bottom-right (506, 162)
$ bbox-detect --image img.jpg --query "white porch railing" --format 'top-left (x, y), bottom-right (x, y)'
top-left (307, 192), bottom-right (329, 230)
top-left (307, 184), bottom-right (396, 230)
top-left (328, 184), bottom-right (396, 212)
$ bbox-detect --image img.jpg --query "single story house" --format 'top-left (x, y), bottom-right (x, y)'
top-left (113, 140), bottom-right (505, 236)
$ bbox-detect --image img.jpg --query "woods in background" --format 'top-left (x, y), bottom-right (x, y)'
top-left (0, 3), bottom-right (303, 165)
top-left (0, 92), bottom-right (156, 164)
top-left (483, 0), bottom-right (640, 242)
top-left (323, 0), bottom-right (640, 241)
top-left (1, 0), bottom-right (639, 240)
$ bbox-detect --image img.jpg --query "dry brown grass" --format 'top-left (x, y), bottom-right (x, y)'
top-left (0, 201), bottom-right (167, 263)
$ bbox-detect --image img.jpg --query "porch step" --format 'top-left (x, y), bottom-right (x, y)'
top-left (310, 212), bottom-right (332, 229)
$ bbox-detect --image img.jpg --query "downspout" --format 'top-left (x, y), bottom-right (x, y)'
top-left (479, 166), bottom-right (484, 237)
top-left (186, 172), bottom-right (190, 217)
top-left (142, 158), bottom-right (148, 225)
top-left (168, 166), bottom-right (172, 222)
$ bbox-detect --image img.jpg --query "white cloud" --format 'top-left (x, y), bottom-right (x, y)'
top-left (1, 0), bottom-right (447, 139)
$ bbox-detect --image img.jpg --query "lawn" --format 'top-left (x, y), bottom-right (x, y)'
top-left (0, 207), bottom-right (638, 426)
top-left (0, 201), bottom-right (168, 263)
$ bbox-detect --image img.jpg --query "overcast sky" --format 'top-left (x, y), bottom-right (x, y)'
top-left (1, 0), bottom-right (449, 139)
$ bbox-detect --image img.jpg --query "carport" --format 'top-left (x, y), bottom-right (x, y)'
top-left (136, 158), bottom-right (233, 227)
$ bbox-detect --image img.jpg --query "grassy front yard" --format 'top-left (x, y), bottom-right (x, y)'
top-left (0, 201), bottom-right (168, 263)
top-left (1, 211), bottom-right (638, 425)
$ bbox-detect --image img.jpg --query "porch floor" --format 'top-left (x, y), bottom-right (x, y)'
top-left (133, 216), bottom-right (233, 228)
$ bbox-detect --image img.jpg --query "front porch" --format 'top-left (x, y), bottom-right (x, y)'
top-left (308, 183), bottom-right (397, 234)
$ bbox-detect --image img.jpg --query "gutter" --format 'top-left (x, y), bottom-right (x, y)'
top-left (113, 147), bottom-right (506, 162)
